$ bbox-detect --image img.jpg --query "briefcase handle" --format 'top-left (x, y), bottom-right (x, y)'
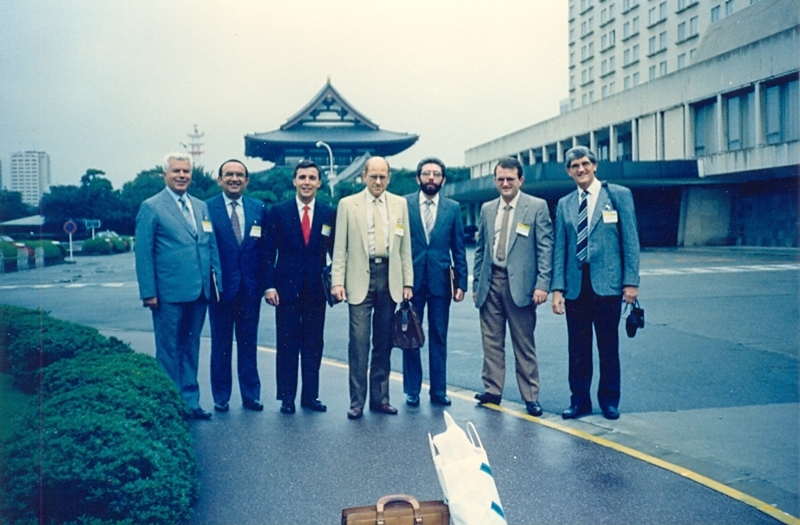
top-left (375, 494), bottom-right (422, 524)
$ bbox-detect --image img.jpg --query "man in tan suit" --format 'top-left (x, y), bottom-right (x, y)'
top-left (332, 157), bottom-right (414, 420)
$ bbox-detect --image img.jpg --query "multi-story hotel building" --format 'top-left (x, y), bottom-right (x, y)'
top-left (450, 0), bottom-right (798, 247)
top-left (10, 151), bottom-right (51, 207)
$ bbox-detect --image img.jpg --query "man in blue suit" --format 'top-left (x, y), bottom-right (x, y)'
top-left (403, 157), bottom-right (468, 407)
top-left (135, 152), bottom-right (222, 420)
top-left (206, 159), bottom-right (268, 413)
top-left (264, 160), bottom-right (336, 414)
top-left (552, 146), bottom-right (640, 420)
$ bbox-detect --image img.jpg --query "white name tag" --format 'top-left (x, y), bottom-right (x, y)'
top-left (250, 225), bottom-right (262, 237)
top-left (201, 220), bottom-right (213, 233)
top-left (395, 224), bottom-right (405, 237)
top-left (515, 223), bottom-right (530, 237)
top-left (321, 224), bottom-right (331, 237)
top-left (603, 210), bottom-right (619, 224)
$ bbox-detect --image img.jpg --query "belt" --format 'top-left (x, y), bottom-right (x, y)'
top-left (491, 264), bottom-right (508, 273)
top-left (370, 257), bottom-right (386, 264)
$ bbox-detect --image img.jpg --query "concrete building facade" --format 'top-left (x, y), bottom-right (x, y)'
top-left (454, 0), bottom-right (798, 247)
top-left (10, 151), bottom-right (51, 207)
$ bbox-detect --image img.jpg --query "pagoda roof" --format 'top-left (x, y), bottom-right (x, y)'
top-left (244, 80), bottom-right (418, 162)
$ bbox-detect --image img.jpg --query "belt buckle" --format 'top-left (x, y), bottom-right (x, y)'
top-left (374, 257), bottom-right (383, 264)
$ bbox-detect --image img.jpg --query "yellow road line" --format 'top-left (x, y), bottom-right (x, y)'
top-left (257, 345), bottom-right (799, 524)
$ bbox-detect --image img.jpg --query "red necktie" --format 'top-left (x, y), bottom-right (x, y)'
top-left (301, 205), bottom-right (310, 245)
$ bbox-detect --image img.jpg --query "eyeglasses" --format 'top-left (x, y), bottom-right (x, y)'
top-left (222, 172), bottom-right (247, 179)
top-left (421, 170), bottom-right (443, 178)
top-left (367, 175), bottom-right (388, 182)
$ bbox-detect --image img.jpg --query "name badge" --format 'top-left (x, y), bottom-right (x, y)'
top-left (321, 224), bottom-right (331, 237)
top-left (395, 224), bottom-right (405, 237)
top-left (602, 210), bottom-right (619, 224)
top-left (201, 220), bottom-right (213, 233)
top-left (250, 225), bottom-right (262, 237)
top-left (515, 223), bottom-right (530, 237)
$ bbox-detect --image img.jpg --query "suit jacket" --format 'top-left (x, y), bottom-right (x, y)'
top-left (405, 191), bottom-right (468, 296)
top-left (472, 191), bottom-right (553, 309)
top-left (264, 198), bottom-right (336, 302)
top-left (552, 182), bottom-right (640, 299)
top-left (331, 189), bottom-right (413, 305)
top-left (205, 194), bottom-right (267, 302)
top-left (135, 188), bottom-right (222, 303)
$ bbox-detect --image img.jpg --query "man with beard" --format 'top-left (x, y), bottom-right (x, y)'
top-left (402, 157), bottom-right (468, 407)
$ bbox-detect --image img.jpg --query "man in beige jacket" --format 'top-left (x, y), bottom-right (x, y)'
top-left (331, 157), bottom-right (414, 419)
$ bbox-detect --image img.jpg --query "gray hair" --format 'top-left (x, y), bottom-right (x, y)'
top-left (564, 146), bottom-right (597, 168)
top-left (163, 152), bottom-right (193, 173)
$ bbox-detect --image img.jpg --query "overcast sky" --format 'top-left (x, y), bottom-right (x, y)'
top-left (0, 1), bottom-right (567, 189)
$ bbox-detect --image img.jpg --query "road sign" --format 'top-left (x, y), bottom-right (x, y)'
top-left (63, 220), bottom-right (78, 234)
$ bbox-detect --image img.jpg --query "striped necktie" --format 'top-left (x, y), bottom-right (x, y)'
top-left (178, 196), bottom-right (196, 234)
top-left (577, 191), bottom-right (589, 263)
top-left (424, 200), bottom-right (434, 241)
top-left (230, 201), bottom-right (242, 244)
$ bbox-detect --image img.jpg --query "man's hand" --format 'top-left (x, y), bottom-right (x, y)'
top-left (551, 290), bottom-right (565, 315)
top-left (533, 289), bottom-right (548, 306)
top-left (472, 292), bottom-right (477, 304)
top-left (453, 288), bottom-right (465, 302)
top-left (264, 289), bottom-right (279, 306)
top-left (623, 286), bottom-right (639, 304)
top-left (142, 297), bottom-right (158, 311)
top-left (403, 286), bottom-right (413, 302)
top-left (332, 285), bottom-right (346, 302)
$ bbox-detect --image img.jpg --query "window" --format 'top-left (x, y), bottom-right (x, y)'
top-left (659, 30), bottom-right (667, 49)
top-left (589, 90), bottom-right (595, 103)
top-left (570, 52), bottom-right (576, 67)
top-left (690, 48), bottom-right (696, 60)
top-left (623, 20), bottom-right (631, 38)
top-left (726, 91), bottom-right (755, 150)
top-left (582, 93), bottom-right (588, 105)
top-left (711, 5), bottom-right (720, 21)
top-left (633, 16), bottom-right (639, 33)
top-left (660, 1), bottom-right (667, 19)
top-left (725, 0), bottom-right (734, 15)
top-left (624, 48), bottom-right (630, 65)
top-left (649, 65), bottom-right (657, 80)
top-left (678, 0), bottom-right (687, 8)
top-left (633, 44), bottom-right (639, 61)
top-left (765, 78), bottom-right (800, 144)
top-left (678, 53), bottom-right (686, 69)
top-left (633, 71), bottom-right (640, 85)
top-left (589, 41), bottom-right (595, 56)
top-left (601, 30), bottom-right (616, 49)
top-left (694, 100), bottom-right (717, 156)
top-left (659, 60), bottom-right (668, 76)
top-left (610, 55), bottom-right (616, 70)
top-left (623, 0), bottom-right (639, 11)
top-left (570, 28), bottom-right (575, 42)
top-left (602, 58), bottom-right (609, 75)
top-left (648, 36), bottom-right (657, 55)
top-left (602, 85), bottom-right (609, 98)
top-left (624, 75), bottom-right (631, 89)
top-left (570, 75), bottom-right (576, 90)
top-left (678, 21), bottom-right (686, 41)
top-left (689, 16), bottom-right (698, 35)
top-left (648, 6), bottom-right (657, 24)
top-left (609, 81), bottom-right (616, 94)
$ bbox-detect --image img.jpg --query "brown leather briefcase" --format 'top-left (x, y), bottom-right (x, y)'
top-left (341, 494), bottom-right (449, 525)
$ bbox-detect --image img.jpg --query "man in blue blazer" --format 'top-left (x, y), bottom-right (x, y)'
top-left (206, 159), bottom-right (268, 413)
top-left (472, 157), bottom-right (553, 417)
top-left (264, 160), bottom-right (336, 414)
top-left (551, 146), bottom-right (640, 420)
top-left (403, 157), bottom-right (468, 407)
top-left (135, 152), bottom-right (222, 420)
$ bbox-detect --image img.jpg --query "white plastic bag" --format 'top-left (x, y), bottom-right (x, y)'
top-left (428, 411), bottom-right (507, 525)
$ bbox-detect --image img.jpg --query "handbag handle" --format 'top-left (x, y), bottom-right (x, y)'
top-left (375, 494), bottom-right (422, 524)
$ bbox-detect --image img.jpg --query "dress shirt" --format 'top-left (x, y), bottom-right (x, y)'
top-left (296, 196), bottom-right (315, 225)
top-left (166, 187), bottom-right (195, 222)
top-left (419, 192), bottom-right (440, 228)
top-left (366, 192), bottom-right (389, 258)
top-left (581, 177), bottom-right (602, 225)
top-left (222, 193), bottom-right (245, 225)
top-left (492, 192), bottom-right (521, 267)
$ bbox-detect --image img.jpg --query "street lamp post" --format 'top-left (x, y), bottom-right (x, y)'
top-left (315, 140), bottom-right (336, 197)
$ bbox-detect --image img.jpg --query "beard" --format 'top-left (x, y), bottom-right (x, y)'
top-left (419, 181), bottom-right (442, 196)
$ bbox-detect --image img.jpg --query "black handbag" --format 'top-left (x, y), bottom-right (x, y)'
top-left (625, 299), bottom-right (645, 338)
top-left (391, 300), bottom-right (425, 349)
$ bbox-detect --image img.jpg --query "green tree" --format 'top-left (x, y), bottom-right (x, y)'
top-left (0, 190), bottom-right (37, 222)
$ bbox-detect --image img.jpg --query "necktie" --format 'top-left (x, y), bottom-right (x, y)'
top-left (577, 191), bottom-right (589, 263)
top-left (373, 198), bottom-right (387, 258)
top-left (230, 201), bottom-right (242, 244)
top-left (178, 196), bottom-right (196, 234)
top-left (496, 204), bottom-right (511, 261)
top-left (424, 200), bottom-right (434, 241)
top-left (301, 205), bottom-right (311, 245)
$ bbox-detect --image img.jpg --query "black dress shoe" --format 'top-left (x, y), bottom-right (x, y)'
top-left (347, 407), bottom-right (363, 420)
top-left (602, 405), bottom-right (620, 420)
top-left (406, 394), bottom-right (420, 406)
top-left (474, 392), bottom-right (502, 405)
top-left (280, 401), bottom-right (296, 414)
top-left (430, 394), bottom-right (452, 406)
top-left (243, 400), bottom-right (264, 412)
top-left (526, 401), bottom-right (543, 417)
top-left (213, 402), bottom-right (229, 413)
top-left (562, 405), bottom-right (592, 419)
top-left (369, 403), bottom-right (398, 415)
top-left (190, 407), bottom-right (212, 420)
top-left (301, 399), bottom-right (327, 412)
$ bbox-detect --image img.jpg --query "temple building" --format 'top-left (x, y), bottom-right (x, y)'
top-left (244, 80), bottom-right (418, 180)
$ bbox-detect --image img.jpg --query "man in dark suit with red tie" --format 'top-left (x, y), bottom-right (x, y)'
top-left (206, 159), bottom-right (268, 413)
top-left (264, 160), bottom-right (336, 414)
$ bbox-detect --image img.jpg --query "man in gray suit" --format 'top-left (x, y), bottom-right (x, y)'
top-left (551, 146), bottom-right (640, 420)
top-left (135, 152), bottom-right (223, 420)
top-left (472, 157), bottom-right (553, 417)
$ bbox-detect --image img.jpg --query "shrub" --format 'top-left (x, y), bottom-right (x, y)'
top-left (0, 241), bottom-right (21, 271)
top-left (24, 240), bottom-right (66, 263)
top-left (81, 238), bottom-right (115, 255)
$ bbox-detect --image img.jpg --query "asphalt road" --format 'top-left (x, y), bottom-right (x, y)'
top-left (1, 246), bottom-right (798, 522)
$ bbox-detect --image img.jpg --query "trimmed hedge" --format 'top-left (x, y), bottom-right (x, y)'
top-left (24, 240), bottom-right (66, 262)
top-left (0, 305), bottom-right (198, 525)
top-left (81, 238), bottom-right (115, 255)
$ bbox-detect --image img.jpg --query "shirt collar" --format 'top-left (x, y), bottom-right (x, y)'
top-left (166, 187), bottom-right (186, 203)
top-left (580, 178), bottom-right (602, 197)
top-left (222, 193), bottom-right (241, 207)
top-left (419, 191), bottom-right (440, 207)
top-left (296, 196), bottom-right (315, 211)
top-left (501, 191), bottom-right (521, 209)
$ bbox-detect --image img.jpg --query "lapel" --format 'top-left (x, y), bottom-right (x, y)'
top-left (408, 191), bottom-right (427, 245)
top-left (212, 195), bottom-right (240, 248)
top-left (241, 197), bottom-right (262, 249)
top-left (589, 186), bottom-right (611, 235)
top-left (485, 198), bottom-right (500, 252)
top-left (387, 193), bottom-right (399, 253)
top-left (188, 194), bottom-right (203, 239)
top-left (507, 193), bottom-right (529, 254)
top-left (284, 199), bottom-right (305, 248)
top-left (568, 190), bottom-right (581, 233)
top-left (163, 189), bottom-right (196, 238)
top-left (354, 190), bottom-right (370, 255)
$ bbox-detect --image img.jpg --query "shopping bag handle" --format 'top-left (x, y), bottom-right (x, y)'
top-left (466, 421), bottom-right (484, 451)
top-left (376, 494), bottom-right (422, 524)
